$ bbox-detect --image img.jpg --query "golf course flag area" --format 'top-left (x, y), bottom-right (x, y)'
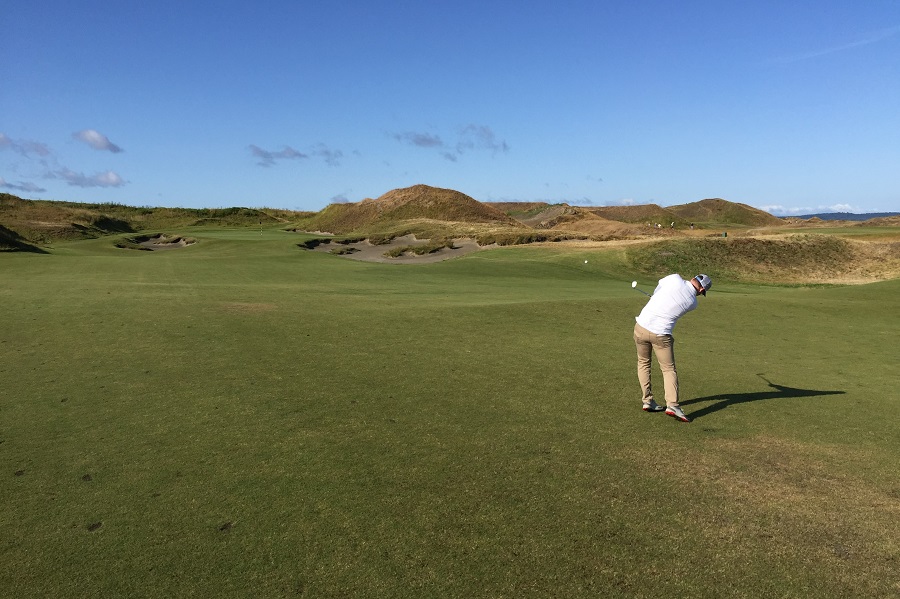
top-left (2, 194), bottom-right (900, 597)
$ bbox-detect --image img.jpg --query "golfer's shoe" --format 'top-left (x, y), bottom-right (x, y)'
top-left (665, 406), bottom-right (691, 422)
top-left (642, 400), bottom-right (665, 412)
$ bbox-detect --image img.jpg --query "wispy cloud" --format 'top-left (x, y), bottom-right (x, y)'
top-left (311, 143), bottom-right (343, 166)
top-left (49, 168), bottom-right (126, 188)
top-left (777, 25), bottom-right (900, 62)
top-left (0, 177), bottom-right (46, 193)
top-left (249, 143), bottom-right (344, 167)
top-left (0, 133), bottom-right (52, 158)
top-left (2, 132), bottom-right (128, 190)
top-left (393, 124), bottom-right (509, 161)
top-left (456, 124), bottom-right (510, 155)
top-left (249, 144), bottom-right (307, 167)
top-left (72, 129), bottom-right (124, 153)
top-left (393, 132), bottom-right (444, 148)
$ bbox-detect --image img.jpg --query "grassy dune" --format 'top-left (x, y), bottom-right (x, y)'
top-left (627, 234), bottom-right (900, 283)
top-left (2, 230), bottom-right (899, 598)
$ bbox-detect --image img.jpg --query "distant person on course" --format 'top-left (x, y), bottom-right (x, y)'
top-left (633, 273), bottom-right (712, 423)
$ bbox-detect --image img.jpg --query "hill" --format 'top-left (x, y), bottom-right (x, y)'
top-left (291, 184), bottom-right (524, 236)
top-left (485, 202), bottom-right (552, 219)
top-left (0, 193), bottom-right (310, 249)
top-left (667, 198), bottom-right (783, 227)
top-left (5, 187), bottom-right (897, 256)
top-left (587, 204), bottom-right (682, 226)
top-left (509, 204), bottom-right (646, 237)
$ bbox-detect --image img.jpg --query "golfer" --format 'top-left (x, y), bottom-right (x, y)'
top-left (633, 273), bottom-right (712, 422)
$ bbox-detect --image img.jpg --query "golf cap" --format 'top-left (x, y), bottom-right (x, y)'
top-left (695, 274), bottom-right (712, 295)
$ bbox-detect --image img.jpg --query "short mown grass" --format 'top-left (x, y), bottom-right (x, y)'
top-left (1, 230), bottom-right (898, 598)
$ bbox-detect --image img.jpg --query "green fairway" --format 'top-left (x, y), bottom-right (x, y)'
top-left (2, 230), bottom-right (898, 598)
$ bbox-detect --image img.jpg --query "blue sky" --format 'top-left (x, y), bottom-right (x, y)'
top-left (2, 1), bottom-right (898, 214)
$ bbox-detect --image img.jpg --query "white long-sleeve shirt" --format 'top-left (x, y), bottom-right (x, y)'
top-left (635, 274), bottom-right (698, 335)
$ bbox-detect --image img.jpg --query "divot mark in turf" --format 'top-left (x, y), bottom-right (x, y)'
top-left (14, 470), bottom-right (25, 476)
top-left (219, 521), bottom-right (233, 532)
top-left (87, 522), bottom-right (102, 532)
top-left (81, 474), bottom-right (92, 482)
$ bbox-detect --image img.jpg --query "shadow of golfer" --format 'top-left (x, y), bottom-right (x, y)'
top-left (679, 375), bottom-right (845, 420)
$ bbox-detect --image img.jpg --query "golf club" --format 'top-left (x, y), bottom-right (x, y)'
top-left (631, 280), bottom-right (651, 297)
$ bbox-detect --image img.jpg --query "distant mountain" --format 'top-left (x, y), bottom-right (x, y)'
top-left (791, 212), bottom-right (900, 221)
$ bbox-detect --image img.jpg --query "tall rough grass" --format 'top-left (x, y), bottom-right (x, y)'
top-left (627, 235), bottom-right (855, 282)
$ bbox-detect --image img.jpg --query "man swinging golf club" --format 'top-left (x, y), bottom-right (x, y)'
top-left (633, 273), bottom-right (712, 422)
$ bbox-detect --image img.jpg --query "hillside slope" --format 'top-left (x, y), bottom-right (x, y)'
top-left (520, 205), bottom-right (646, 237)
top-left (587, 204), bottom-right (683, 226)
top-left (292, 184), bottom-right (524, 235)
top-left (627, 234), bottom-right (900, 283)
top-left (0, 193), bottom-right (306, 248)
top-left (667, 198), bottom-right (782, 227)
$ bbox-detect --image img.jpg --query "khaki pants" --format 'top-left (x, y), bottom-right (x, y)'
top-left (633, 322), bottom-right (680, 407)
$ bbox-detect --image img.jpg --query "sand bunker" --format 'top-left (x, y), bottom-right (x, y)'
top-left (306, 234), bottom-right (488, 264)
top-left (117, 234), bottom-right (196, 251)
top-left (138, 234), bottom-right (195, 250)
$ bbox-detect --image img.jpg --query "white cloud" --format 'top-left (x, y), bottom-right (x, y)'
top-left (72, 129), bottom-right (124, 153)
top-left (2, 133), bottom-right (127, 190)
top-left (50, 168), bottom-right (126, 188)
top-left (758, 203), bottom-right (860, 216)
top-left (758, 205), bottom-right (808, 216)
